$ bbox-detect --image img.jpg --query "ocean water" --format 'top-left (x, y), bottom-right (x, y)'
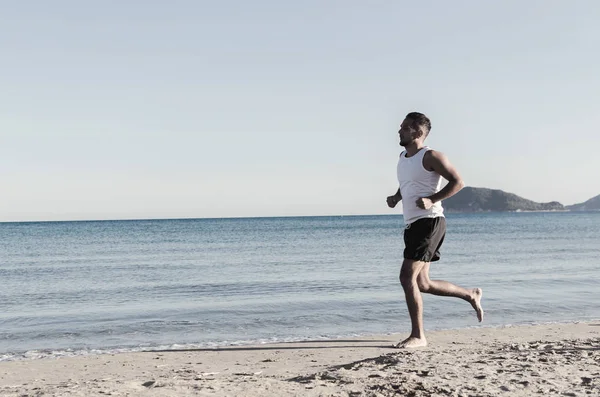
top-left (1, 212), bottom-right (599, 361)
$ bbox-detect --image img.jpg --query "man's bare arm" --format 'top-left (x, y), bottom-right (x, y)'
top-left (424, 150), bottom-right (465, 203)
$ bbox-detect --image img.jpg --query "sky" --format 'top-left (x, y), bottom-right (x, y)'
top-left (1, 0), bottom-right (599, 222)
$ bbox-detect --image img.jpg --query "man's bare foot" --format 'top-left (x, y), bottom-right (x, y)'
top-left (470, 288), bottom-right (484, 322)
top-left (392, 336), bottom-right (411, 348)
top-left (392, 336), bottom-right (427, 349)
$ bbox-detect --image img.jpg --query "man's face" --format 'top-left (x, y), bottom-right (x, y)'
top-left (398, 118), bottom-right (417, 147)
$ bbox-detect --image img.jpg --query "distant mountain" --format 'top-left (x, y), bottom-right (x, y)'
top-left (565, 194), bottom-right (600, 211)
top-left (444, 187), bottom-right (565, 212)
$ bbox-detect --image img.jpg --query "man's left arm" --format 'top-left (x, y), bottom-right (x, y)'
top-left (416, 150), bottom-right (465, 209)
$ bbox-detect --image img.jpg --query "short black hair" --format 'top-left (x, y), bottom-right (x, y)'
top-left (405, 112), bottom-right (432, 136)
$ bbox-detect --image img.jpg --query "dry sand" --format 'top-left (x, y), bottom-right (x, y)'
top-left (1, 322), bottom-right (599, 396)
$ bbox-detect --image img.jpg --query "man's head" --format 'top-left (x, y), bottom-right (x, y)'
top-left (399, 112), bottom-right (432, 147)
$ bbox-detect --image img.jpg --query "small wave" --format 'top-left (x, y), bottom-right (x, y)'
top-left (0, 332), bottom-right (374, 363)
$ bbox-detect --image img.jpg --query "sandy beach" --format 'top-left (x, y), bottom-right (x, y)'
top-left (1, 322), bottom-right (599, 396)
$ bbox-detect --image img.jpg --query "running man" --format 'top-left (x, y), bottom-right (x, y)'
top-left (387, 112), bottom-right (484, 348)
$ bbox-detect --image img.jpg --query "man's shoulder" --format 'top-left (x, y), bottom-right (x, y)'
top-left (423, 148), bottom-right (448, 163)
top-left (424, 147), bottom-right (442, 156)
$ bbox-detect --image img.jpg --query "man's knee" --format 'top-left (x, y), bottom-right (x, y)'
top-left (417, 275), bottom-right (430, 292)
top-left (399, 260), bottom-right (422, 287)
top-left (399, 270), bottom-right (411, 287)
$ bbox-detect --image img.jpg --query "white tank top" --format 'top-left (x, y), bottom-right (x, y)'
top-left (397, 146), bottom-right (444, 224)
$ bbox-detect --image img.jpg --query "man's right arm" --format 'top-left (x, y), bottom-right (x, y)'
top-left (387, 188), bottom-right (402, 208)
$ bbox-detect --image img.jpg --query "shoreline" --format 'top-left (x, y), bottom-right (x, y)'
top-left (3, 318), bottom-right (598, 363)
top-left (2, 321), bottom-right (599, 396)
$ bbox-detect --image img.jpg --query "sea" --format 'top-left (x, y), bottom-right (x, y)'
top-left (1, 212), bottom-right (599, 362)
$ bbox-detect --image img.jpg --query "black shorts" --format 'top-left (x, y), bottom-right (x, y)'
top-left (403, 217), bottom-right (446, 262)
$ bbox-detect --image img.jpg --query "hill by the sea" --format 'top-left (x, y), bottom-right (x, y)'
top-left (566, 194), bottom-right (600, 211)
top-left (444, 187), bottom-right (565, 212)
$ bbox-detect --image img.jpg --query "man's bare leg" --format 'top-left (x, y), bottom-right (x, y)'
top-left (417, 263), bottom-right (484, 322)
top-left (394, 259), bottom-right (428, 348)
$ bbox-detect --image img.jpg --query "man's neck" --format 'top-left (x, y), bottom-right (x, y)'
top-left (404, 142), bottom-right (425, 157)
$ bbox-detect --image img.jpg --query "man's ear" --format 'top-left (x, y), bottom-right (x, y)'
top-left (414, 128), bottom-right (425, 139)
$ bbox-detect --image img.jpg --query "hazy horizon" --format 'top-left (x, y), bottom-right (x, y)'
top-left (3, 1), bottom-right (599, 222)
top-left (2, 185), bottom-right (597, 224)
